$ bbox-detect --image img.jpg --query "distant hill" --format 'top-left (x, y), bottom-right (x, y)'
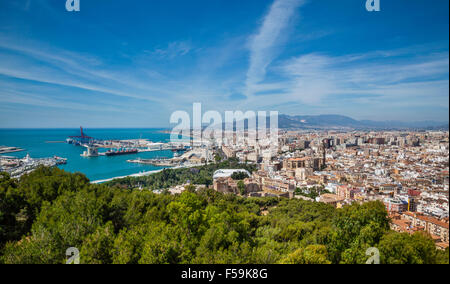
top-left (278, 114), bottom-right (449, 130)
top-left (203, 114), bottom-right (448, 131)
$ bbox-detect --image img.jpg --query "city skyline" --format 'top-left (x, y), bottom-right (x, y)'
top-left (0, 0), bottom-right (449, 128)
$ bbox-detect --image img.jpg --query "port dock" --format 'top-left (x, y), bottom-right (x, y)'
top-left (127, 158), bottom-right (177, 167)
top-left (69, 126), bottom-right (190, 158)
top-left (0, 146), bottom-right (25, 154)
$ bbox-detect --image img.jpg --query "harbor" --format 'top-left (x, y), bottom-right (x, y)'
top-left (69, 127), bottom-right (190, 158)
top-left (70, 127), bottom-right (214, 181)
top-left (0, 127), bottom-right (210, 182)
top-left (0, 128), bottom-right (179, 182)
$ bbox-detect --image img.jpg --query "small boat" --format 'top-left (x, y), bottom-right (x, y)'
top-left (53, 156), bottom-right (68, 165)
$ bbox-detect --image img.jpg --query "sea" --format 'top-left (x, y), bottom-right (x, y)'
top-left (0, 128), bottom-right (176, 182)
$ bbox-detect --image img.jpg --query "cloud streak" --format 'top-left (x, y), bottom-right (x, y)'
top-left (148, 41), bottom-right (192, 59)
top-left (240, 49), bottom-right (449, 121)
top-left (246, 0), bottom-right (305, 95)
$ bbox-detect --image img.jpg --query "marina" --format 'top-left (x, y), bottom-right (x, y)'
top-left (0, 154), bottom-right (67, 179)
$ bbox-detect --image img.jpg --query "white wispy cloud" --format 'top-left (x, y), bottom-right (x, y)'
top-left (246, 0), bottom-right (306, 94)
top-left (148, 41), bottom-right (192, 59)
top-left (240, 0), bottom-right (448, 121)
top-left (0, 34), bottom-right (248, 119)
top-left (0, 36), bottom-right (181, 104)
top-left (281, 51), bottom-right (449, 101)
top-left (240, 49), bottom-right (449, 121)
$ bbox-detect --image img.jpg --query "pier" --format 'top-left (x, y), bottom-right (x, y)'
top-left (0, 146), bottom-right (25, 154)
top-left (127, 158), bottom-right (177, 167)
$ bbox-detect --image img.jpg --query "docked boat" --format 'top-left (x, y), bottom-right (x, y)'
top-left (53, 156), bottom-right (68, 165)
top-left (105, 148), bottom-right (138, 156)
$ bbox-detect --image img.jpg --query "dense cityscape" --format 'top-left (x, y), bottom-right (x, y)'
top-left (145, 129), bottom-right (450, 251)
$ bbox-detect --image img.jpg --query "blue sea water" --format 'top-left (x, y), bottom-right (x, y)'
top-left (0, 128), bottom-right (175, 182)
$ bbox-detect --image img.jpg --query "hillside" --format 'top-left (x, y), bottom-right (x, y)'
top-left (278, 114), bottom-right (448, 130)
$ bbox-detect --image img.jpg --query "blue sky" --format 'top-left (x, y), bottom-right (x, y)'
top-left (0, 0), bottom-right (448, 128)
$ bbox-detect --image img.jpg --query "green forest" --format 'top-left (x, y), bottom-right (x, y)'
top-left (0, 166), bottom-right (448, 264)
top-left (104, 158), bottom-right (257, 189)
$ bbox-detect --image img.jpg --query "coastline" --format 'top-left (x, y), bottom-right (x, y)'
top-left (91, 164), bottom-right (198, 184)
top-left (90, 169), bottom-right (165, 184)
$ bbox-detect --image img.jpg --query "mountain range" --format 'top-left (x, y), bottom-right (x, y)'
top-left (278, 114), bottom-right (449, 130)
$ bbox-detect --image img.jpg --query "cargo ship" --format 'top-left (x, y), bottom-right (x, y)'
top-left (105, 148), bottom-right (138, 156)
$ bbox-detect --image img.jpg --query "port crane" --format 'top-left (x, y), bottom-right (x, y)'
top-left (68, 126), bottom-right (93, 144)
